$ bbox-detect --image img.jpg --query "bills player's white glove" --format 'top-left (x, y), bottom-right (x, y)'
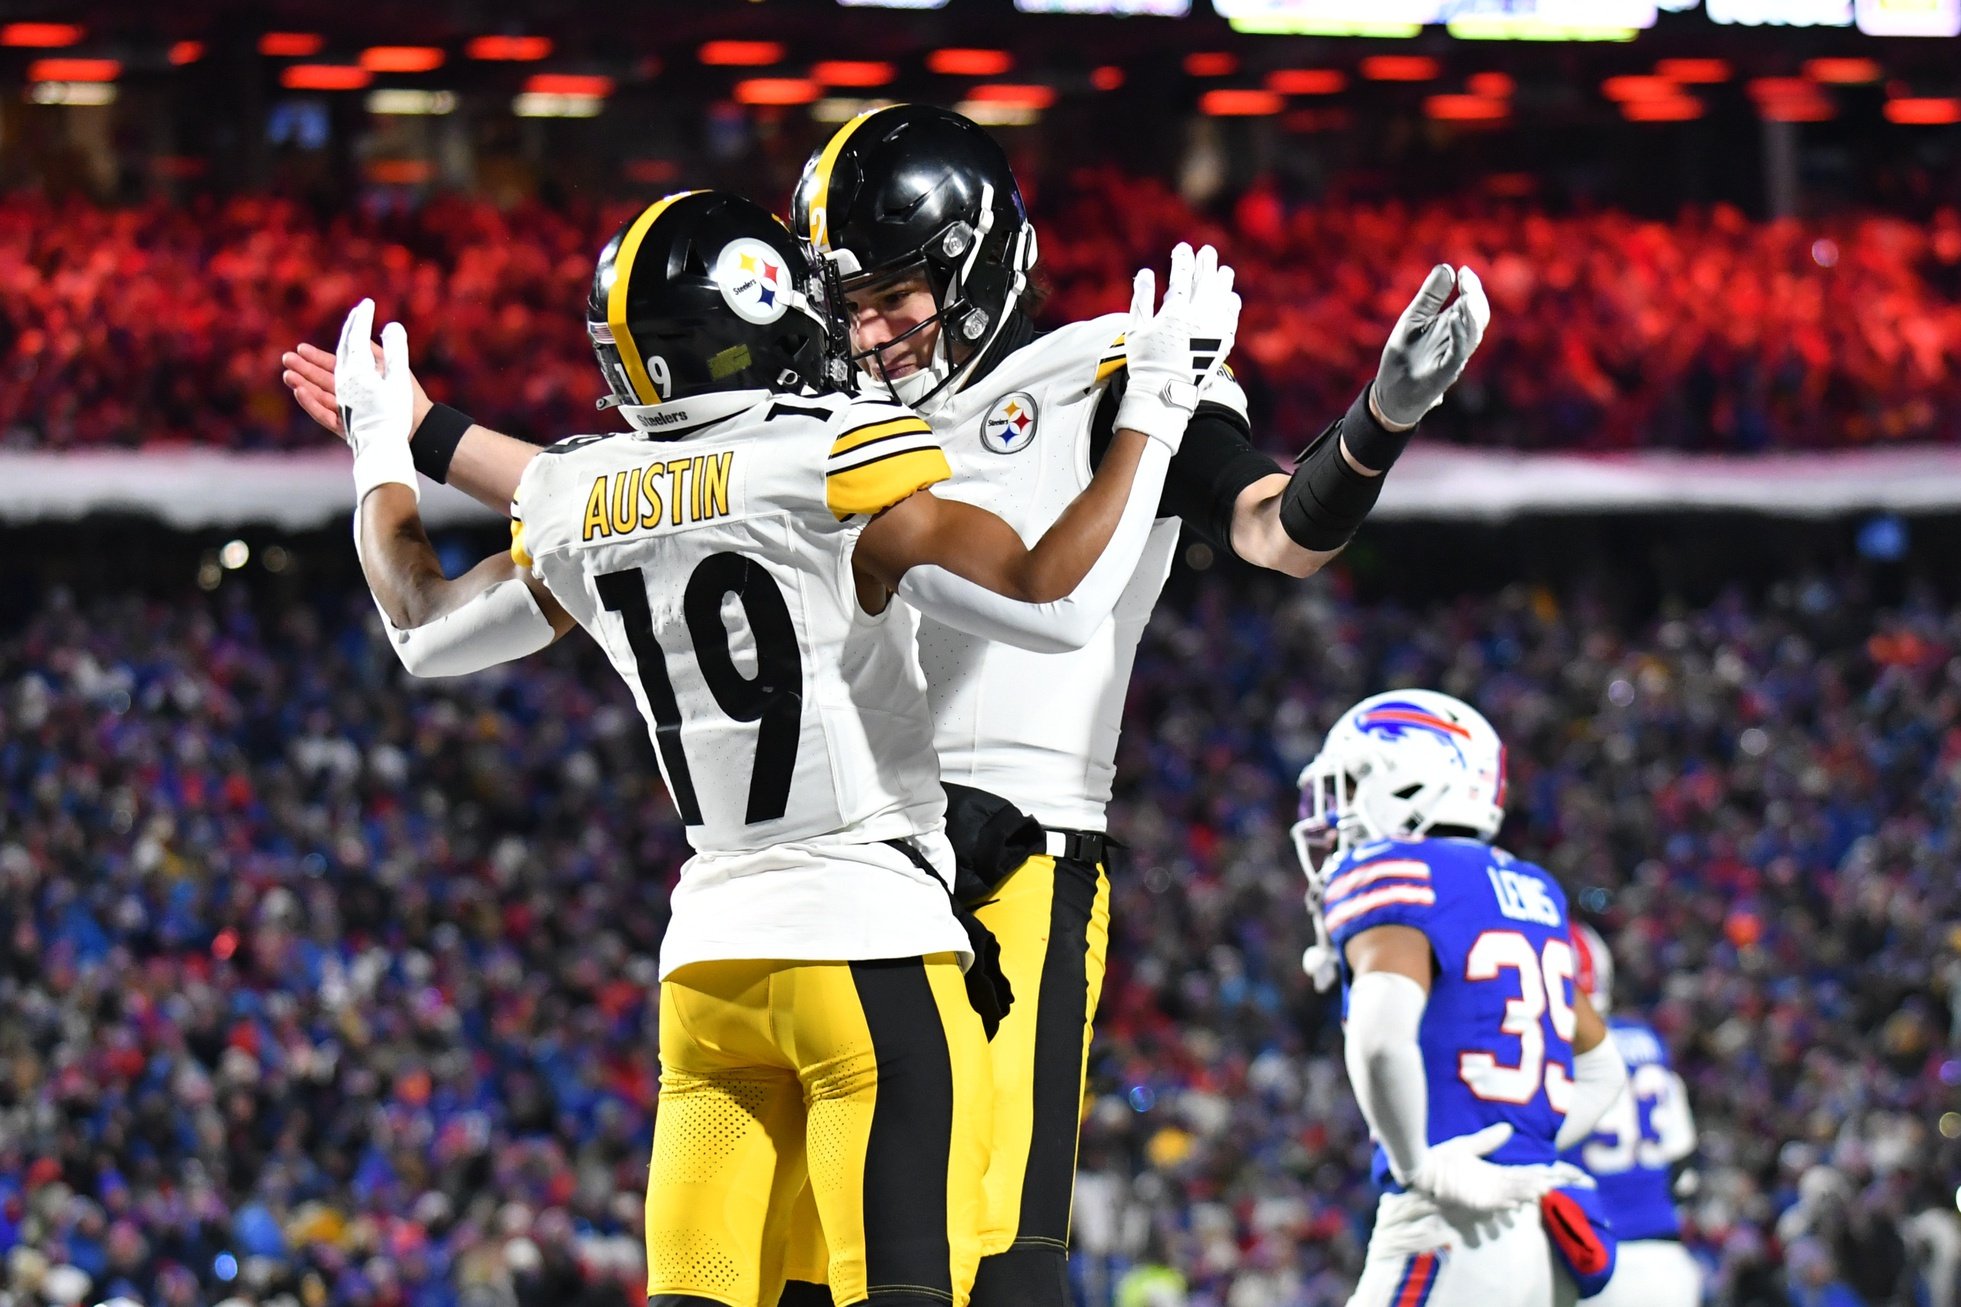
top-left (1372, 265), bottom-right (1490, 430)
top-left (1408, 1124), bottom-right (1579, 1213)
top-left (1114, 242), bottom-right (1241, 455)
top-left (335, 298), bottom-right (419, 503)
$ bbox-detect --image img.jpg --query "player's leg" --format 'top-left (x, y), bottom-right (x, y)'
top-left (969, 852), bottom-right (1112, 1307)
top-left (786, 953), bottom-right (992, 1307)
top-left (646, 960), bottom-right (808, 1307)
top-left (1587, 1240), bottom-right (1702, 1307)
top-left (1346, 1201), bottom-right (1561, 1307)
top-left (777, 1181), bottom-right (833, 1307)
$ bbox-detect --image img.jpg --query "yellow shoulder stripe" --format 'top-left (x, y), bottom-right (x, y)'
top-left (1095, 332), bottom-right (1128, 385)
top-left (509, 518), bottom-right (533, 569)
top-left (831, 414), bottom-right (933, 458)
top-left (826, 446), bottom-right (950, 520)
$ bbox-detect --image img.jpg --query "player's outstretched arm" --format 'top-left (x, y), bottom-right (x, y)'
top-left (332, 301), bottom-right (575, 676)
top-left (282, 339), bottom-right (536, 513)
top-left (861, 243), bottom-right (1240, 653)
top-left (1555, 989), bottom-right (1630, 1150)
top-left (1206, 264), bottom-right (1491, 578)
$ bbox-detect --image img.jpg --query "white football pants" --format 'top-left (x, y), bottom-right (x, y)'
top-left (1587, 1239), bottom-right (1702, 1307)
top-left (1346, 1193), bottom-right (1577, 1307)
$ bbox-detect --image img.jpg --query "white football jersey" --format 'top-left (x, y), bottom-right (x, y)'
top-left (917, 314), bottom-right (1251, 830)
top-left (510, 389), bottom-right (971, 976)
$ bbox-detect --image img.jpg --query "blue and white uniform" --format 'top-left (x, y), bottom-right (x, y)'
top-left (1562, 1016), bottom-right (1701, 1307)
top-left (1330, 836), bottom-right (1584, 1307)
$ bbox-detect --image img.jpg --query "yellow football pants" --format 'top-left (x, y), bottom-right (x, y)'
top-left (781, 854), bottom-right (1111, 1287)
top-left (646, 953), bottom-right (992, 1307)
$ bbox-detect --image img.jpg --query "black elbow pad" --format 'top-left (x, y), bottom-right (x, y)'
top-left (1278, 390), bottom-right (1389, 552)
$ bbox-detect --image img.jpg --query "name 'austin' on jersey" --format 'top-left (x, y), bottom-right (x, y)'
top-left (1326, 832), bottom-right (1580, 1186)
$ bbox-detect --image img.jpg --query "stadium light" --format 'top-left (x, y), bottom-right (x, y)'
top-left (1654, 58), bottom-right (1731, 82)
top-left (1804, 57), bottom-right (1882, 83)
top-left (929, 48), bottom-right (1013, 76)
top-left (513, 92), bottom-right (604, 118)
top-left (1468, 72), bottom-right (1516, 98)
top-left (27, 59), bottom-right (120, 83)
top-left (368, 89), bottom-right (458, 115)
top-left (259, 32), bottom-right (325, 57)
top-left (466, 35), bottom-right (552, 61)
top-left (1199, 88), bottom-right (1283, 116)
top-left (169, 41), bottom-right (203, 65)
top-left (1266, 69), bottom-right (1346, 95)
top-left (523, 73), bottom-right (614, 97)
top-left (1622, 95), bottom-right (1704, 121)
top-left (966, 83), bottom-right (1057, 109)
top-left (813, 96), bottom-right (896, 121)
top-left (1426, 94), bottom-right (1509, 122)
top-left (282, 65), bottom-right (372, 90)
top-left (1602, 75), bottom-right (1679, 101)
top-left (1184, 52), bottom-right (1238, 77)
top-left (1885, 96), bottom-right (1961, 124)
top-left (0, 23), bottom-right (84, 47)
top-left (1361, 56), bottom-right (1441, 81)
top-left (812, 61), bottom-right (896, 87)
top-left (733, 77), bottom-right (821, 104)
top-left (28, 81), bottom-right (116, 105)
top-left (699, 40), bottom-right (784, 66)
top-left (1092, 65), bottom-right (1125, 90)
top-left (954, 100), bottom-right (1042, 125)
top-left (361, 47), bottom-right (446, 73)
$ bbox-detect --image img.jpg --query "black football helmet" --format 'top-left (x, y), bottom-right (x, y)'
top-left (790, 104), bottom-right (1038, 413)
top-left (589, 190), bottom-right (842, 427)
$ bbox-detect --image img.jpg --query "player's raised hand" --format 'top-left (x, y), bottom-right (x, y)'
top-left (1113, 241), bottom-right (1243, 454)
top-left (282, 337), bottom-right (431, 442)
top-left (1372, 264), bottom-right (1490, 429)
top-left (334, 299), bottom-right (420, 503)
top-left (1407, 1123), bottom-right (1561, 1213)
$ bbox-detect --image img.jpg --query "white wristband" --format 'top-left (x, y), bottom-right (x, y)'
top-left (353, 439), bottom-right (419, 505)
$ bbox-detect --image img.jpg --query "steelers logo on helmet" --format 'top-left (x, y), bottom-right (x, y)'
top-left (980, 391), bottom-right (1039, 455)
top-left (714, 237), bottom-right (792, 326)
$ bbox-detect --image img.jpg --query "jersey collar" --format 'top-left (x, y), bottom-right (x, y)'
top-left (620, 389), bottom-right (773, 439)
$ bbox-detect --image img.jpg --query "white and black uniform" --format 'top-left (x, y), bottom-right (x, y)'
top-left (919, 313), bottom-right (1258, 831)
top-left (509, 389), bottom-right (971, 978)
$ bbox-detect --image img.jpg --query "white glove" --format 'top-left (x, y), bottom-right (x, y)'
top-left (1113, 242), bottom-right (1241, 454)
top-left (1372, 265), bottom-right (1490, 430)
top-left (335, 298), bottom-right (419, 503)
top-left (1408, 1124), bottom-right (1573, 1213)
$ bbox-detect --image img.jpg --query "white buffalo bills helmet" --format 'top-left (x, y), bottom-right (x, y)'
top-left (1293, 689), bottom-right (1507, 874)
top-left (1571, 921), bottom-right (1615, 1015)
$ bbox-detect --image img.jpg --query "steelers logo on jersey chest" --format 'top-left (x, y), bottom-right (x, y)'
top-left (980, 392), bottom-right (1039, 455)
top-left (714, 237), bottom-right (790, 325)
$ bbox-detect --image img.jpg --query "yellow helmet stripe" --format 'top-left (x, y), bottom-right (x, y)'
top-left (804, 106), bottom-right (891, 251)
top-left (607, 190), bottom-right (702, 406)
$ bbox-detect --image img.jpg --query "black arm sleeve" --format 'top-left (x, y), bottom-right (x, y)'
top-left (1089, 373), bottom-right (1281, 558)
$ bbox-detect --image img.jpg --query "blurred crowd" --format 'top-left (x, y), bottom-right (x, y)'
top-left (2, 543), bottom-right (1957, 1307)
top-left (5, 177), bottom-right (1961, 455)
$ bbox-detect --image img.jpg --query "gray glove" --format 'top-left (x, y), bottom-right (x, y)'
top-left (1372, 264), bottom-right (1491, 430)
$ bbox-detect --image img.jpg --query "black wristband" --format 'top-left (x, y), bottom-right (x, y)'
top-left (1279, 393), bottom-right (1390, 553)
top-left (1339, 384), bottom-right (1417, 474)
top-left (411, 403), bottom-right (474, 486)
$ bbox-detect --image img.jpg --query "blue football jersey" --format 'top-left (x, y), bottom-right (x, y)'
top-left (1561, 1015), bottom-right (1693, 1241)
top-left (1328, 836), bottom-right (1579, 1189)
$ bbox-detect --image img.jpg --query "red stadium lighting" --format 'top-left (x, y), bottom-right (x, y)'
top-left (1622, 96), bottom-right (1703, 122)
top-left (1266, 68), bottom-right (1345, 95)
top-left (733, 77), bottom-right (820, 105)
top-left (0, 23), bottom-right (83, 47)
top-left (260, 32), bottom-right (325, 57)
top-left (368, 159), bottom-right (433, 185)
top-left (966, 83), bottom-right (1056, 109)
top-left (1184, 52), bottom-right (1237, 77)
top-left (928, 48), bottom-right (1013, 76)
top-left (812, 60), bottom-right (896, 87)
top-left (1653, 58), bottom-right (1730, 84)
top-left (1761, 98), bottom-right (1835, 122)
top-left (1886, 96), bottom-right (1961, 124)
top-left (1746, 77), bottom-right (1813, 102)
top-left (1199, 88), bottom-right (1282, 116)
top-left (1091, 65), bottom-right (1124, 91)
top-left (699, 40), bottom-right (784, 66)
top-left (1602, 75), bottom-right (1677, 102)
top-left (523, 73), bottom-right (614, 97)
top-left (1804, 57), bottom-right (1881, 85)
top-left (27, 58), bottom-right (120, 83)
top-left (361, 46), bottom-right (446, 73)
top-left (282, 64), bottom-right (372, 90)
top-left (1468, 72), bottom-right (1514, 98)
top-left (466, 36), bottom-right (553, 61)
top-left (169, 41), bottom-right (203, 65)
top-left (1360, 56), bottom-right (1440, 82)
top-left (1425, 94), bottom-right (1508, 122)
